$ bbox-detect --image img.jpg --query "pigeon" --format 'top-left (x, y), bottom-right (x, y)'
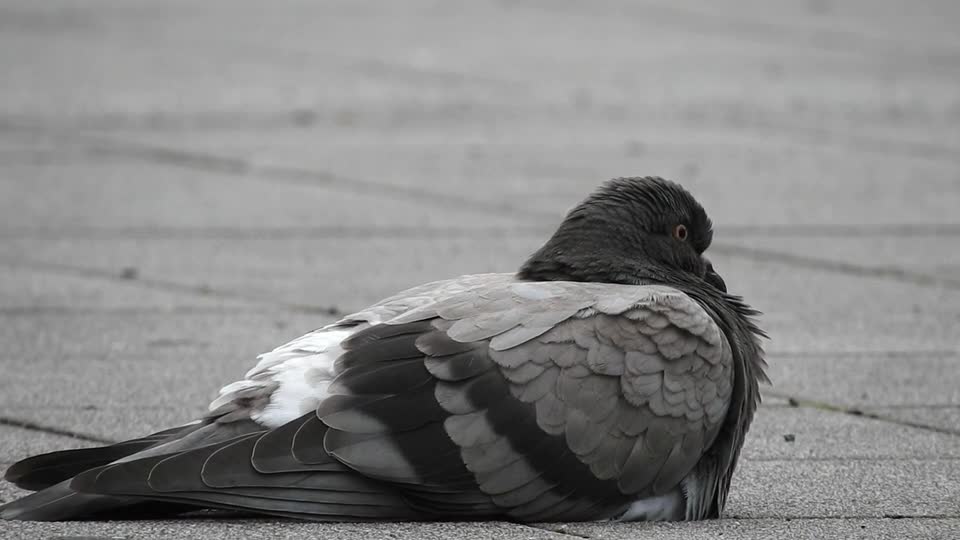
top-left (1, 176), bottom-right (767, 522)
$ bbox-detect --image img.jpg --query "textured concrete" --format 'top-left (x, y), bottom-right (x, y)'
top-left (557, 518), bottom-right (960, 540)
top-left (1, 0), bottom-right (959, 538)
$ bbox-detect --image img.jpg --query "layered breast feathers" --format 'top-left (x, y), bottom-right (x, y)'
top-left (206, 274), bottom-right (736, 521)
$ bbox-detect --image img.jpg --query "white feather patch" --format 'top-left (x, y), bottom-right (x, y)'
top-left (208, 326), bottom-right (363, 429)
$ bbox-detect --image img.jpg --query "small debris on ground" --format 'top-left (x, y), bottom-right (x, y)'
top-left (120, 266), bottom-right (139, 280)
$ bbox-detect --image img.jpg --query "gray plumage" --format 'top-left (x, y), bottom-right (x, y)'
top-left (1, 176), bottom-right (767, 522)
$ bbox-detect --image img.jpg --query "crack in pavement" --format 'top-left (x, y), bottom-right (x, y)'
top-left (745, 456), bottom-right (960, 462)
top-left (711, 242), bottom-right (960, 289)
top-left (764, 390), bottom-right (960, 437)
top-left (765, 350), bottom-right (959, 359)
top-left (0, 416), bottom-right (114, 445)
top-left (0, 256), bottom-right (346, 317)
top-left (0, 224), bottom-right (553, 240)
top-left (723, 514), bottom-right (960, 521)
top-left (0, 306), bottom-right (270, 316)
top-left (80, 136), bottom-right (533, 221)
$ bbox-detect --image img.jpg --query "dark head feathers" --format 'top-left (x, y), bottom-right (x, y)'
top-left (517, 176), bottom-right (717, 287)
top-left (571, 177), bottom-right (713, 254)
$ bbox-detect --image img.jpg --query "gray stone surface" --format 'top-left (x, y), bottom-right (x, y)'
top-left (0, 155), bottom-right (518, 231)
top-left (743, 406), bottom-right (960, 460)
top-left (556, 518), bottom-right (960, 540)
top-left (0, 520), bottom-right (569, 540)
top-left (767, 351), bottom-right (960, 408)
top-left (729, 235), bottom-right (960, 281)
top-left (866, 407), bottom-right (960, 435)
top-left (1, 0), bottom-right (959, 538)
top-left (727, 459), bottom-right (960, 518)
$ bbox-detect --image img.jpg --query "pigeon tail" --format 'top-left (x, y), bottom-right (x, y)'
top-left (1, 419), bottom-right (261, 521)
top-left (0, 479), bottom-right (126, 521)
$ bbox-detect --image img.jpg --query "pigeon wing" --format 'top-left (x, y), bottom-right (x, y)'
top-left (324, 280), bottom-right (734, 521)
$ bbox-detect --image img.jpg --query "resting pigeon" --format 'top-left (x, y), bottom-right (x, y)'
top-left (1, 176), bottom-right (766, 522)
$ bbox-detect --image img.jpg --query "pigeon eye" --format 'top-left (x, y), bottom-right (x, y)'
top-left (673, 224), bottom-right (688, 242)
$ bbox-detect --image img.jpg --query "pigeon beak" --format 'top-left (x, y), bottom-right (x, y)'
top-left (704, 259), bottom-right (727, 293)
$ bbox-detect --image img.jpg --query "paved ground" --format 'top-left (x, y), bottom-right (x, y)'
top-left (1, 0), bottom-right (959, 538)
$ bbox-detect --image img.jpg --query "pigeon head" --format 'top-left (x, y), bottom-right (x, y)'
top-left (517, 176), bottom-right (726, 292)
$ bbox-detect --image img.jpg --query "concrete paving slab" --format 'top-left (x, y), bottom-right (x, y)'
top-left (0, 158), bottom-right (515, 231)
top-left (0, 266), bottom-right (254, 312)
top-left (556, 517), bottom-right (960, 540)
top-left (767, 351), bottom-right (960, 408)
top-left (0, 311), bottom-right (336, 422)
top-left (3, 1), bottom-right (957, 148)
top-left (0, 519), bottom-right (565, 540)
top-left (729, 235), bottom-right (960, 281)
top-left (0, 408), bottom-right (196, 447)
top-left (743, 407), bottom-right (960, 460)
top-left (0, 308), bottom-right (330, 361)
top-left (866, 407), bottom-right (960, 435)
top-left (0, 235), bottom-right (543, 314)
top-left (646, 0), bottom-right (960, 47)
top-left (0, 308), bottom-right (330, 441)
top-left (726, 459), bottom-right (960, 518)
top-left (0, 425), bottom-right (93, 458)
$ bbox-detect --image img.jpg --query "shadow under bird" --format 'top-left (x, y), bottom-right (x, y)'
top-left (1, 176), bottom-right (767, 522)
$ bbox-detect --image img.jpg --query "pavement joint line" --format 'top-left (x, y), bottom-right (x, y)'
top-left (3, 122), bottom-right (957, 291)
top-left (744, 456), bottom-right (960, 462)
top-left (764, 390), bottom-right (960, 437)
top-left (860, 404), bottom-right (960, 410)
top-left (60, 130), bottom-right (534, 222)
top-left (0, 120), bottom-right (531, 220)
top-left (762, 402), bottom-right (959, 410)
top-left (723, 514), bottom-right (960, 520)
top-left (0, 306), bottom-right (272, 316)
top-left (0, 225), bottom-right (554, 241)
top-left (721, 224), bottom-right (960, 237)
top-left (765, 350), bottom-right (959, 359)
top-left (711, 242), bottom-right (960, 290)
top-left (0, 416), bottom-right (115, 445)
top-left (738, 119), bottom-right (960, 164)
top-left (0, 256), bottom-right (347, 317)
top-left (86, 144), bottom-right (532, 220)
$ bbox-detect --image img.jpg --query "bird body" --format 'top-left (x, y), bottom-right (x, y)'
top-left (1, 177), bottom-right (766, 522)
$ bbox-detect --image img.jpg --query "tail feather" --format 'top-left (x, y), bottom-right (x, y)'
top-left (4, 423), bottom-right (202, 492)
top-left (0, 480), bottom-right (126, 521)
top-left (0, 420), bottom-right (258, 521)
top-left (1, 414), bottom-right (432, 522)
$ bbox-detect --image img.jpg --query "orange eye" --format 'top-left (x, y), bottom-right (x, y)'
top-left (673, 224), bottom-right (688, 241)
